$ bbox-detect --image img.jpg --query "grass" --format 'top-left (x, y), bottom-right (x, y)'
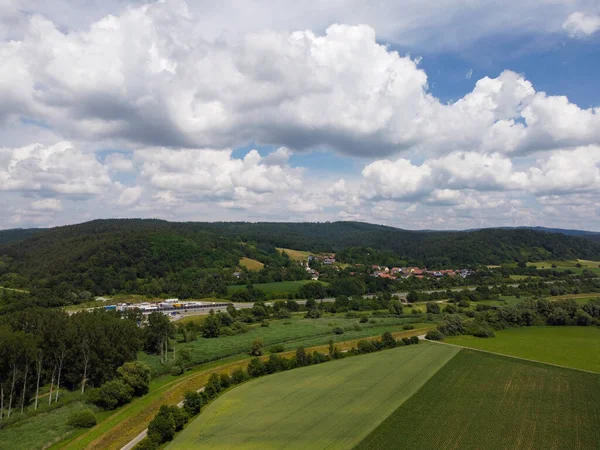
top-left (54, 329), bottom-right (431, 450)
top-left (0, 401), bottom-right (93, 450)
top-left (356, 350), bottom-right (600, 450)
top-left (139, 315), bottom-right (433, 374)
top-left (227, 280), bottom-right (323, 294)
top-left (527, 259), bottom-right (600, 274)
top-left (167, 343), bottom-right (459, 450)
top-left (239, 257), bottom-right (264, 271)
top-left (276, 248), bottom-right (312, 262)
top-left (548, 293), bottom-right (599, 305)
top-left (446, 326), bottom-right (600, 373)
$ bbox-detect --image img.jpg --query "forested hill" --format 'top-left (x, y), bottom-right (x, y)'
top-left (1, 219), bottom-right (599, 298)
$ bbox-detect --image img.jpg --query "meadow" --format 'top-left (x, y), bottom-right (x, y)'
top-left (356, 350), bottom-right (600, 450)
top-left (239, 257), bottom-right (264, 271)
top-left (227, 280), bottom-right (324, 295)
top-left (446, 326), bottom-right (600, 373)
top-left (139, 315), bottom-right (433, 373)
top-left (167, 344), bottom-right (459, 450)
top-left (527, 259), bottom-right (600, 274)
top-left (275, 248), bottom-right (312, 262)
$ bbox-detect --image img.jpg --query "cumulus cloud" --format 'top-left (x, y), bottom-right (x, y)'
top-left (1, 3), bottom-right (598, 158)
top-left (117, 186), bottom-right (143, 206)
top-left (0, 141), bottom-right (112, 196)
top-left (562, 12), bottom-right (600, 37)
top-left (30, 198), bottom-right (62, 211)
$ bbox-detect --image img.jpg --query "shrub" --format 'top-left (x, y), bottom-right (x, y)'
top-left (473, 326), bottom-right (495, 338)
top-left (357, 340), bottom-right (376, 354)
top-left (183, 390), bottom-right (203, 416)
top-left (412, 308), bottom-right (420, 314)
top-left (332, 327), bottom-right (344, 335)
top-left (401, 337), bottom-right (411, 346)
top-left (409, 335), bottom-right (419, 345)
top-left (67, 409), bottom-right (97, 428)
top-left (443, 304), bottom-right (458, 314)
top-left (204, 373), bottom-right (222, 398)
top-left (231, 367), bottom-right (249, 384)
top-left (426, 302), bottom-right (441, 314)
top-left (220, 372), bottom-right (232, 388)
top-left (305, 308), bottom-right (322, 319)
top-left (90, 379), bottom-right (134, 410)
top-left (425, 329), bottom-right (444, 341)
top-left (170, 365), bottom-right (184, 376)
top-left (458, 299), bottom-right (470, 308)
top-left (359, 315), bottom-right (369, 323)
top-left (249, 338), bottom-right (264, 356)
top-left (269, 344), bottom-right (285, 353)
top-left (247, 358), bottom-right (265, 377)
top-left (352, 323), bottom-right (361, 331)
top-left (402, 324), bottom-right (414, 330)
top-left (381, 332), bottom-right (396, 348)
top-left (133, 437), bottom-right (159, 450)
top-left (296, 346), bottom-right (310, 367)
top-left (261, 319), bottom-right (270, 327)
top-left (147, 412), bottom-right (175, 443)
top-left (117, 361), bottom-right (152, 397)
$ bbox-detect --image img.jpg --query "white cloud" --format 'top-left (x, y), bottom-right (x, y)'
top-left (465, 68), bottom-right (473, 80)
top-left (105, 153), bottom-right (135, 173)
top-left (117, 186), bottom-right (143, 206)
top-left (1, 4), bottom-right (598, 158)
top-left (30, 197), bottom-right (62, 211)
top-left (562, 12), bottom-right (600, 37)
top-left (0, 141), bottom-right (112, 196)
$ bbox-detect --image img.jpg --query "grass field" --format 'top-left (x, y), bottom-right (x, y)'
top-left (167, 344), bottom-right (459, 450)
top-left (446, 326), bottom-right (600, 372)
top-left (276, 248), bottom-right (312, 262)
top-left (356, 350), bottom-right (600, 450)
top-left (139, 315), bottom-right (433, 373)
top-left (227, 280), bottom-right (324, 295)
top-left (527, 259), bottom-right (600, 274)
top-left (239, 257), bottom-right (264, 271)
top-left (0, 401), bottom-right (94, 450)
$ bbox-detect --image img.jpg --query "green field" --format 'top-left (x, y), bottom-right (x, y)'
top-left (527, 259), bottom-right (600, 274)
top-left (0, 402), bottom-right (95, 450)
top-left (167, 344), bottom-right (459, 450)
top-left (239, 257), bottom-right (264, 271)
top-left (357, 350), bottom-right (600, 450)
top-left (139, 315), bottom-right (432, 373)
top-left (275, 248), bottom-right (312, 262)
top-left (446, 326), bottom-right (600, 372)
top-left (227, 280), bottom-right (325, 295)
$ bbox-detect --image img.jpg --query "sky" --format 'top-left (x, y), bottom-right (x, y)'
top-left (1, 0), bottom-right (600, 231)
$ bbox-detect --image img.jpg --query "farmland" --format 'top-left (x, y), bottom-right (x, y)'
top-left (239, 257), bottom-right (264, 271)
top-left (276, 247), bottom-right (312, 262)
top-left (527, 259), bottom-right (600, 274)
top-left (446, 326), bottom-right (600, 372)
top-left (167, 344), bottom-right (459, 450)
top-left (356, 350), bottom-right (600, 450)
top-left (227, 280), bottom-right (324, 295)
top-left (139, 315), bottom-right (433, 373)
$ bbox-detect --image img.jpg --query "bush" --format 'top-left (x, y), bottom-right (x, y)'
top-left (426, 302), bottom-right (441, 314)
top-left (357, 340), bottom-right (376, 354)
top-left (352, 323), bottom-right (361, 331)
top-left (67, 409), bottom-right (97, 428)
top-left (381, 332), bottom-right (396, 348)
top-left (332, 327), bottom-right (344, 335)
top-left (409, 335), bottom-right (419, 345)
top-left (220, 372), bottom-right (232, 388)
top-left (458, 299), bottom-right (470, 308)
top-left (401, 337), bottom-right (411, 346)
top-left (183, 390), bottom-right (203, 416)
top-left (90, 379), bottom-right (134, 410)
top-left (305, 308), bottom-right (322, 319)
top-left (249, 338), bottom-right (264, 356)
top-left (133, 437), bottom-right (159, 450)
top-left (247, 358), bottom-right (265, 377)
top-left (443, 304), bottom-right (458, 314)
top-left (117, 361), bottom-right (152, 397)
top-left (269, 344), bottom-right (285, 353)
top-left (261, 319), bottom-right (270, 327)
top-left (147, 412), bottom-right (175, 443)
top-left (425, 329), bottom-right (444, 341)
top-left (204, 373), bottom-right (222, 398)
top-left (359, 315), bottom-right (369, 323)
top-left (231, 367), bottom-right (249, 384)
top-left (412, 308), bottom-right (420, 314)
top-left (402, 324), bottom-right (414, 330)
top-left (472, 326), bottom-right (495, 338)
top-left (170, 365), bottom-right (184, 376)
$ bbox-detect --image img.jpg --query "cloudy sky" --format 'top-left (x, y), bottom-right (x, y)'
top-left (1, 0), bottom-right (600, 230)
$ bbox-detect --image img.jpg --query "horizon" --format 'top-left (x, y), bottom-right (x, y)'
top-left (2, 217), bottom-right (600, 235)
top-left (1, 1), bottom-right (599, 230)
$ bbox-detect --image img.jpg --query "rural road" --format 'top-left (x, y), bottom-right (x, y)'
top-left (120, 388), bottom-right (206, 450)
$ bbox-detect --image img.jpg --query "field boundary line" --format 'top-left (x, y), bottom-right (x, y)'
top-left (423, 338), bottom-right (599, 375)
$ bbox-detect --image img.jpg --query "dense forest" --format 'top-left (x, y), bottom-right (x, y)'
top-left (1, 219), bottom-right (599, 302)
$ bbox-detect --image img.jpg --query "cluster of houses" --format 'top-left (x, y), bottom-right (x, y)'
top-left (370, 266), bottom-right (474, 279)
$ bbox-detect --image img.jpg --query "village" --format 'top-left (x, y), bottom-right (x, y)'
top-left (304, 253), bottom-right (474, 281)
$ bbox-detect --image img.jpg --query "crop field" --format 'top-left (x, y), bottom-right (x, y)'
top-left (227, 280), bottom-right (324, 295)
top-left (167, 344), bottom-right (459, 450)
top-left (356, 350), bottom-right (600, 450)
top-left (139, 315), bottom-right (433, 373)
top-left (275, 248), bottom-right (312, 262)
top-left (446, 326), bottom-right (600, 373)
top-left (239, 257), bottom-right (264, 271)
top-left (527, 259), bottom-right (600, 274)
